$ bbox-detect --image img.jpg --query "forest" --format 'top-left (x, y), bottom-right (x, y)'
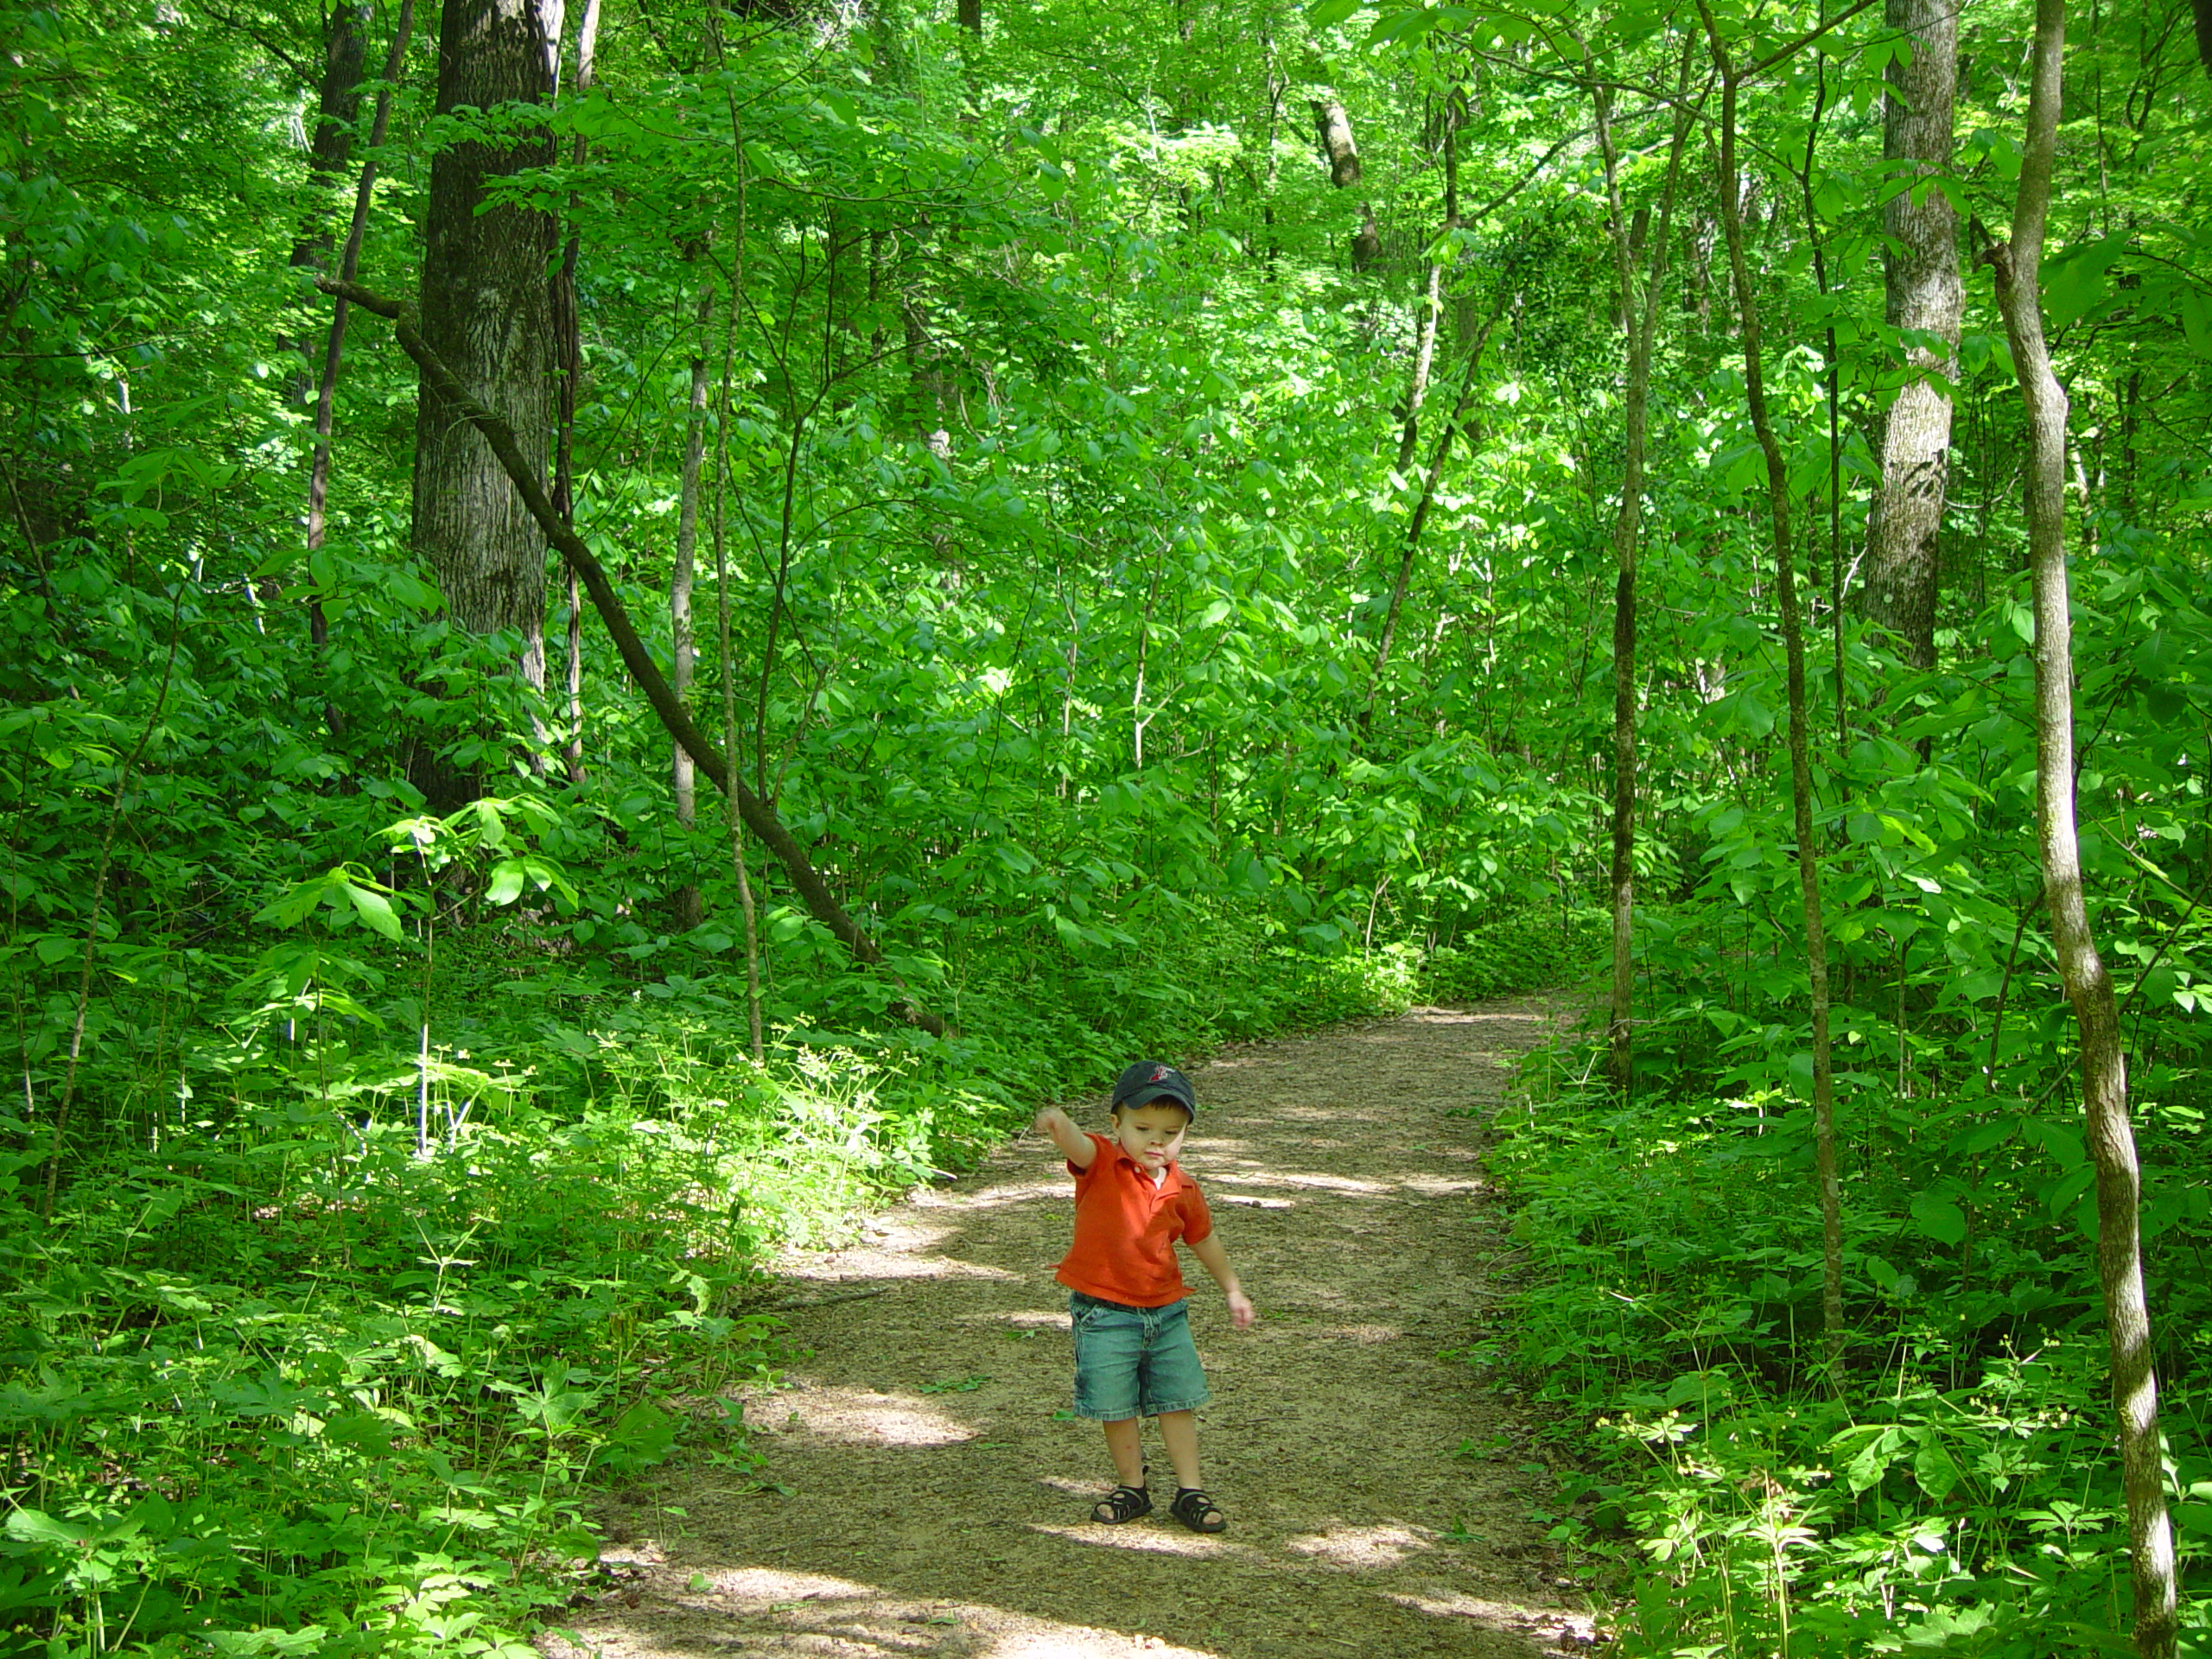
top-left (3, 0), bottom-right (2209, 1647)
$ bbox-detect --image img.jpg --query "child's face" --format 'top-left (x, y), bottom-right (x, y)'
top-left (1110, 1101), bottom-right (1191, 1171)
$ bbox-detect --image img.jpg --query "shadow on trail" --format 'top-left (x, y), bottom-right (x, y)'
top-left (548, 1003), bottom-right (1595, 1659)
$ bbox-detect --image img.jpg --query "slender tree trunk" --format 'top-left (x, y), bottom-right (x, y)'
top-left (713, 264), bottom-right (766, 1064)
top-left (1861, 0), bottom-right (1961, 670)
top-left (1985, 3), bottom-right (2178, 1649)
top-left (1395, 98), bottom-right (1459, 475)
top-left (1364, 304), bottom-right (1502, 729)
top-left (1700, 0), bottom-right (1847, 1379)
top-left (551, 0), bottom-right (600, 784)
top-left (672, 281), bottom-right (712, 931)
top-left (1592, 52), bottom-right (1694, 1092)
top-left (412, 0), bottom-right (561, 694)
top-left (302, 0), bottom-right (416, 731)
top-left (284, 0), bottom-right (372, 390)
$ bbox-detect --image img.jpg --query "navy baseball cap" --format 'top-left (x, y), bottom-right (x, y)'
top-left (1111, 1060), bottom-right (1196, 1116)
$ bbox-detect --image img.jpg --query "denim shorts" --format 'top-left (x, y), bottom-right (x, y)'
top-left (1068, 1291), bottom-right (1211, 1421)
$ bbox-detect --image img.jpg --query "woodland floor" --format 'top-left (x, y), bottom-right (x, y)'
top-left (550, 999), bottom-right (1599, 1659)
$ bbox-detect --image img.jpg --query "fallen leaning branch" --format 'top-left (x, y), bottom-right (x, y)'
top-left (321, 276), bottom-right (945, 1039)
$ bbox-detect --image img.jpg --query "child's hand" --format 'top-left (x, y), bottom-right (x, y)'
top-left (1031, 1106), bottom-right (1062, 1135)
top-left (1227, 1289), bottom-right (1255, 1329)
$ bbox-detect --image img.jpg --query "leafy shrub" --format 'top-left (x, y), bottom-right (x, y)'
top-left (1421, 907), bottom-right (1605, 1003)
top-left (1478, 1027), bottom-right (2212, 1656)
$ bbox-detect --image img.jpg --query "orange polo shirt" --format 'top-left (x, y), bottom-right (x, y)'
top-left (1055, 1132), bottom-right (1214, 1308)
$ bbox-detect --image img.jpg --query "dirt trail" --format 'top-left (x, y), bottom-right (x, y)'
top-left (557, 1001), bottom-right (1595, 1659)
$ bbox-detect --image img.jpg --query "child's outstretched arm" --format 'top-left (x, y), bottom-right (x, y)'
top-left (1187, 1233), bottom-right (1255, 1328)
top-left (1032, 1106), bottom-right (1098, 1169)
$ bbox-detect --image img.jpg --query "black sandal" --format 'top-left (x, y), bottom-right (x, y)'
top-left (1170, 1487), bottom-right (1225, 1534)
top-left (1091, 1484), bottom-right (1152, 1524)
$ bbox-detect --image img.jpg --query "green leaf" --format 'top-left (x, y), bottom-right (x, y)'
top-left (485, 859), bottom-right (527, 906)
top-left (342, 880), bottom-right (402, 940)
top-left (2182, 293), bottom-right (2212, 360)
top-left (1912, 1434), bottom-right (1961, 1500)
top-left (3, 1508), bottom-right (91, 1547)
top-left (1910, 1191), bottom-right (1967, 1246)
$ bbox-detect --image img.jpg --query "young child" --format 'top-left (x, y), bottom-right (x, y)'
top-left (1031, 1060), bottom-right (1255, 1533)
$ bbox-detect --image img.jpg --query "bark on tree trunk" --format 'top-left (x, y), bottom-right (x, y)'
top-left (1592, 51), bottom-right (1694, 1093)
top-left (1700, 0), bottom-right (1847, 1381)
top-left (285, 0), bottom-right (372, 365)
top-left (671, 283), bottom-right (712, 931)
top-left (551, 0), bottom-right (600, 784)
top-left (1395, 99), bottom-right (1459, 476)
top-left (1860, 0), bottom-right (1961, 671)
top-left (412, 0), bottom-right (561, 693)
top-left (302, 0), bottom-right (416, 730)
top-left (712, 283), bottom-right (766, 1065)
top-left (1312, 99), bottom-right (1361, 188)
top-left (1364, 302), bottom-right (1503, 728)
top-left (1985, 3), bottom-right (2178, 1650)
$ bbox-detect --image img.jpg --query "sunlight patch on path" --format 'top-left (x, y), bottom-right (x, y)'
top-left (1387, 1587), bottom-right (1601, 1649)
top-left (914, 1179), bottom-right (1065, 1211)
top-left (1023, 1521), bottom-right (1256, 1562)
top-left (776, 1246), bottom-right (1020, 1282)
top-left (1209, 1171), bottom-right (1391, 1196)
top-left (963, 1306), bottom-right (1074, 1329)
top-left (1284, 1523), bottom-right (1437, 1568)
top-left (544, 1562), bottom-right (1224, 1659)
top-left (744, 1384), bottom-right (979, 1446)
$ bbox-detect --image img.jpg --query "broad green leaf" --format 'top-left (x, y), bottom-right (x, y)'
top-left (1910, 1191), bottom-right (1967, 1246)
top-left (342, 880), bottom-right (401, 940)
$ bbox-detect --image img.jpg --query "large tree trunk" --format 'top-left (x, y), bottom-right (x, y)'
top-left (1860, 0), bottom-right (1961, 670)
top-left (1986, 2), bottom-right (2178, 1650)
top-left (411, 0), bottom-right (561, 693)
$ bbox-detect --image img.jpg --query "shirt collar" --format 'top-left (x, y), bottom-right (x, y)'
top-left (1108, 1140), bottom-right (1184, 1187)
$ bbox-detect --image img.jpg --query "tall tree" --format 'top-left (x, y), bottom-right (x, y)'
top-left (1859, 0), bottom-right (1961, 670)
top-left (1985, 0), bottom-right (2178, 1649)
top-left (552, 0), bottom-right (601, 781)
top-left (1591, 45), bottom-right (1693, 1093)
top-left (411, 0), bottom-right (562, 695)
top-left (302, 0), bottom-right (418, 719)
top-left (285, 2), bottom-right (372, 307)
top-left (1700, 0), bottom-right (1848, 1379)
top-left (671, 280), bottom-right (712, 931)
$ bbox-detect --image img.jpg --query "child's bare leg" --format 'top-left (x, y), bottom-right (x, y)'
top-left (1156, 1409), bottom-right (1201, 1490)
top-left (1101, 1416), bottom-right (1146, 1487)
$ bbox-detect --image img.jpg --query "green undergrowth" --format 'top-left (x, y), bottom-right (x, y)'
top-left (1422, 909), bottom-right (1605, 1006)
top-left (2, 894), bottom-right (1582, 1657)
top-left (1482, 1030), bottom-right (2212, 1658)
